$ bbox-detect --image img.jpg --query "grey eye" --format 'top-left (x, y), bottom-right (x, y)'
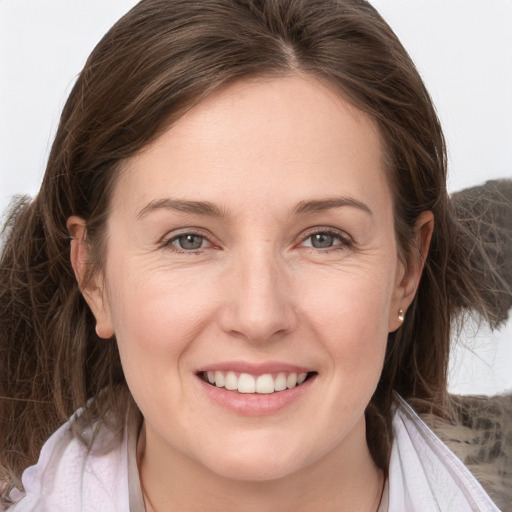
top-left (175, 234), bottom-right (205, 250)
top-left (310, 233), bottom-right (335, 248)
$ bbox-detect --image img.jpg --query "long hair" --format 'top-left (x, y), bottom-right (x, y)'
top-left (0, 0), bottom-right (497, 498)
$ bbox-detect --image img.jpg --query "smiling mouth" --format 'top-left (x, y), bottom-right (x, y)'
top-left (198, 371), bottom-right (317, 394)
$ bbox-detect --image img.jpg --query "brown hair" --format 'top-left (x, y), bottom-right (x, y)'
top-left (451, 179), bottom-right (512, 327)
top-left (0, 0), bottom-right (499, 499)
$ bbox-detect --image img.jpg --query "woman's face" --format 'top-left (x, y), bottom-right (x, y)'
top-left (82, 76), bottom-right (415, 481)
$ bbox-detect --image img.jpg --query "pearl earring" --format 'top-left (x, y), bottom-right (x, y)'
top-left (398, 308), bottom-right (404, 322)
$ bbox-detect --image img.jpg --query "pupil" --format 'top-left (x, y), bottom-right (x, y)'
top-left (312, 233), bottom-right (333, 248)
top-left (179, 234), bottom-right (203, 250)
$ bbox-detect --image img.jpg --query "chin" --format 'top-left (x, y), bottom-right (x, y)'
top-left (198, 442), bottom-right (308, 483)
top-left (210, 458), bottom-right (301, 483)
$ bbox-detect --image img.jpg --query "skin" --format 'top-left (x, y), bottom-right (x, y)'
top-left (69, 75), bottom-right (432, 511)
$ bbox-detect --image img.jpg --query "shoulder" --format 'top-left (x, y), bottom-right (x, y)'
top-left (388, 394), bottom-right (502, 511)
top-left (7, 407), bottom-right (137, 512)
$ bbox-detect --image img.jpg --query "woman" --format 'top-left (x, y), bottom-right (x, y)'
top-left (0, 0), bottom-right (504, 510)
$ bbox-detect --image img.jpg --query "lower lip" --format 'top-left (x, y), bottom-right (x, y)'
top-left (197, 375), bottom-right (316, 416)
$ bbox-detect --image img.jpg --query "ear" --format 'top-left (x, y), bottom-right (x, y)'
top-left (389, 211), bottom-right (434, 332)
top-left (67, 216), bottom-right (115, 339)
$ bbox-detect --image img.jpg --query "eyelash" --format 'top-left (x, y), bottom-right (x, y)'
top-left (299, 228), bottom-right (353, 252)
top-left (162, 227), bottom-right (353, 254)
top-left (163, 229), bottom-right (213, 254)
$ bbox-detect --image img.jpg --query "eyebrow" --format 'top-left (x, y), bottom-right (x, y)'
top-left (293, 197), bottom-right (373, 216)
top-left (137, 199), bottom-right (230, 220)
top-left (137, 195), bottom-right (372, 221)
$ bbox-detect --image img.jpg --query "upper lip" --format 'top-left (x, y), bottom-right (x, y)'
top-left (197, 361), bottom-right (313, 375)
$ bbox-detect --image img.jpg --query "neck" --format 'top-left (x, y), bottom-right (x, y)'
top-left (138, 419), bottom-right (384, 512)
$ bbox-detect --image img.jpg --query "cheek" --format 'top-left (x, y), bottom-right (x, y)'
top-left (286, 267), bottom-right (393, 448)
top-left (297, 263), bottom-right (394, 375)
top-left (105, 263), bottom-right (219, 378)
top-left (301, 264), bottom-right (395, 333)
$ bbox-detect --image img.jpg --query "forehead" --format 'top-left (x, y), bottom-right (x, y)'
top-left (115, 75), bottom-right (390, 212)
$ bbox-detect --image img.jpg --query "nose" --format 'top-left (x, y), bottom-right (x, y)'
top-left (219, 248), bottom-right (298, 344)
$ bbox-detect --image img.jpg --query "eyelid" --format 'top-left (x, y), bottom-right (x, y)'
top-left (297, 226), bottom-right (354, 249)
top-left (159, 226), bottom-right (353, 253)
top-left (161, 227), bottom-right (218, 252)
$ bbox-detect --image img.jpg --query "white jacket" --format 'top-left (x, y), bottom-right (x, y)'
top-left (7, 395), bottom-right (502, 511)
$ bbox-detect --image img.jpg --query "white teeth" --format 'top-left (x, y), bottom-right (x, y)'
top-left (274, 372), bottom-right (287, 392)
top-left (204, 371), bottom-right (312, 394)
top-left (256, 374), bottom-right (275, 394)
top-left (214, 371), bottom-right (225, 388)
top-left (286, 373), bottom-right (297, 389)
top-left (224, 371), bottom-right (238, 391)
top-left (238, 373), bottom-right (256, 393)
